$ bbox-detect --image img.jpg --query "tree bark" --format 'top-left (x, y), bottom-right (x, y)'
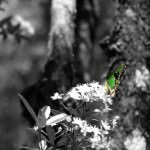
top-left (22, 0), bottom-right (76, 125)
top-left (45, 0), bottom-right (76, 92)
top-left (100, 0), bottom-right (150, 149)
top-left (48, 0), bottom-right (76, 57)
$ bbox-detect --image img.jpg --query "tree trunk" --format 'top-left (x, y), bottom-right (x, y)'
top-left (22, 0), bottom-right (76, 125)
top-left (100, 0), bottom-right (150, 149)
top-left (48, 0), bottom-right (76, 57)
top-left (45, 0), bottom-right (76, 92)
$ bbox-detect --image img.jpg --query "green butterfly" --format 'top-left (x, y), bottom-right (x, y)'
top-left (105, 64), bottom-right (127, 97)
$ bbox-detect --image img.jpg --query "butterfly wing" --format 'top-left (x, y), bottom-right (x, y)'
top-left (105, 64), bottom-right (126, 96)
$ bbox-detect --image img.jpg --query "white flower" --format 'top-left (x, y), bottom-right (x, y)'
top-left (67, 88), bottom-right (82, 100)
top-left (93, 109), bottom-right (101, 113)
top-left (112, 116), bottom-right (120, 128)
top-left (101, 120), bottom-right (111, 131)
top-left (103, 103), bottom-right (112, 113)
top-left (33, 126), bottom-right (38, 131)
top-left (134, 66), bottom-right (150, 90)
top-left (90, 135), bottom-right (101, 146)
top-left (72, 117), bottom-right (110, 140)
top-left (51, 92), bottom-right (63, 100)
top-left (46, 81), bottom-right (118, 150)
top-left (39, 140), bottom-right (47, 150)
top-left (90, 134), bottom-right (109, 150)
top-left (124, 129), bottom-right (146, 150)
top-left (72, 117), bottom-right (100, 136)
top-left (67, 82), bottom-right (112, 104)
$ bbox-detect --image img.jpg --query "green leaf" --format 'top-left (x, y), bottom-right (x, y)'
top-left (55, 134), bottom-right (69, 148)
top-left (51, 109), bottom-right (62, 115)
top-left (46, 113), bottom-right (69, 126)
top-left (60, 101), bottom-right (79, 116)
top-left (27, 128), bottom-right (50, 144)
top-left (18, 93), bottom-right (39, 125)
top-left (46, 126), bottom-right (55, 144)
top-left (38, 106), bottom-right (51, 128)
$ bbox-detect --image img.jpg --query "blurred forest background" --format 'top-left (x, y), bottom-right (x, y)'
top-left (0, 0), bottom-right (150, 150)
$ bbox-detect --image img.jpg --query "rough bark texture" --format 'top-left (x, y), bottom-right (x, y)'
top-left (100, 0), bottom-right (150, 149)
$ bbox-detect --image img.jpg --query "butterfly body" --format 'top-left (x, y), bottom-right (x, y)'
top-left (105, 64), bottom-right (127, 97)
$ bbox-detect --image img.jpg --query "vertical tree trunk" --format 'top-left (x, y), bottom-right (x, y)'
top-left (22, 0), bottom-right (76, 125)
top-left (100, 0), bottom-right (150, 149)
top-left (45, 0), bottom-right (76, 92)
top-left (76, 0), bottom-right (116, 82)
top-left (48, 0), bottom-right (76, 57)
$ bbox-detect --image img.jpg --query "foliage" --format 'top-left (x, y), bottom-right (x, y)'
top-left (0, 1), bottom-right (35, 42)
top-left (0, 1), bottom-right (47, 150)
top-left (0, 15), bottom-right (35, 42)
top-left (19, 81), bottom-right (120, 150)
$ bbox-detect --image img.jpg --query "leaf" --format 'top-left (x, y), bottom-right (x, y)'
top-left (20, 146), bottom-right (39, 150)
top-left (27, 128), bottom-right (50, 144)
top-left (46, 126), bottom-right (55, 144)
top-left (55, 135), bottom-right (69, 148)
top-left (59, 101), bottom-right (79, 116)
top-left (46, 113), bottom-right (69, 126)
top-left (18, 93), bottom-right (39, 125)
top-left (38, 106), bottom-right (51, 128)
top-left (51, 109), bottom-right (62, 115)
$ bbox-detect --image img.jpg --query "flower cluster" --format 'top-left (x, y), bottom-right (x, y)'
top-left (124, 129), bottom-right (146, 150)
top-left (134, 66), bottom-right (150, 90)
top-left (51, 82), bottom-right (113, 113)
top-left (27, 81), bottom-right (120, 150)
top-left (67, 82), bottom-right (112, 103)
top-left (72, 116), bottom-right (119, 150)
top-left (65, 82), bottom-right (113, 113)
